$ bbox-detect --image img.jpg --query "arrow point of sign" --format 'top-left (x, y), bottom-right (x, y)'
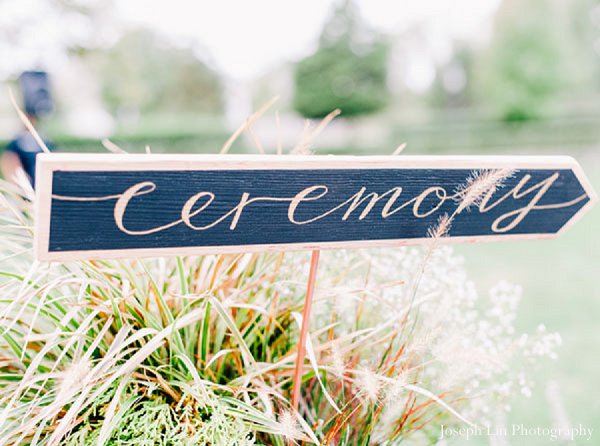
top-left (554, 158), bottom-right (598, 235)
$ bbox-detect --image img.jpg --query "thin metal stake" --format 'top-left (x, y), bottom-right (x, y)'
top-left (291, 249), bottom-right (320, 412)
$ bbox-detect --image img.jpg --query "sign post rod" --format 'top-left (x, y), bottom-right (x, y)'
top-left (291, 249), bottom-right (321, 412)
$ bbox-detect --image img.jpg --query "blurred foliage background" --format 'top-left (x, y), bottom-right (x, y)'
top-left (2, 0), bottom-right (600, 154)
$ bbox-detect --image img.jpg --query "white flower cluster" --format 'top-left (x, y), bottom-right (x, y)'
top-left (283, 245), bottom-right (561, 429)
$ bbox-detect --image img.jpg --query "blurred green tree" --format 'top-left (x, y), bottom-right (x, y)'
top-left (90, 30), bottom-right (222, 114)
top-left (293, 0), bottom-right (389, 118)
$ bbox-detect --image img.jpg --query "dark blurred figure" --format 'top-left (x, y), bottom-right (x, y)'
top-left (2, 71), bottom-right (55, 187)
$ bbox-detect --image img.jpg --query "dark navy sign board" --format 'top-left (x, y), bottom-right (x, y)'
top-left (34, 154), bottom-right (596, 261)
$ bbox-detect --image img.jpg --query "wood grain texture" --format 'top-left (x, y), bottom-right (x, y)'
top-left (34, 154), bottom-right (597, 261)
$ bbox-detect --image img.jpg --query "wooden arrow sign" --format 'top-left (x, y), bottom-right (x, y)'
top-left (34, 154), bottom-right (596, 261)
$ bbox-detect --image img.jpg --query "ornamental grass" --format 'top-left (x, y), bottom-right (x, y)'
top-left (0, 107), bottom-right (560, 445)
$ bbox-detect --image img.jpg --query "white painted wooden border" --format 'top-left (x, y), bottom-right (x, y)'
top-left (34, 154), bottom-right (597, 262)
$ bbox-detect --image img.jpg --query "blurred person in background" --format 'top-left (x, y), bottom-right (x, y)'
top-left (1, 71), bottom-right (55, 187)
